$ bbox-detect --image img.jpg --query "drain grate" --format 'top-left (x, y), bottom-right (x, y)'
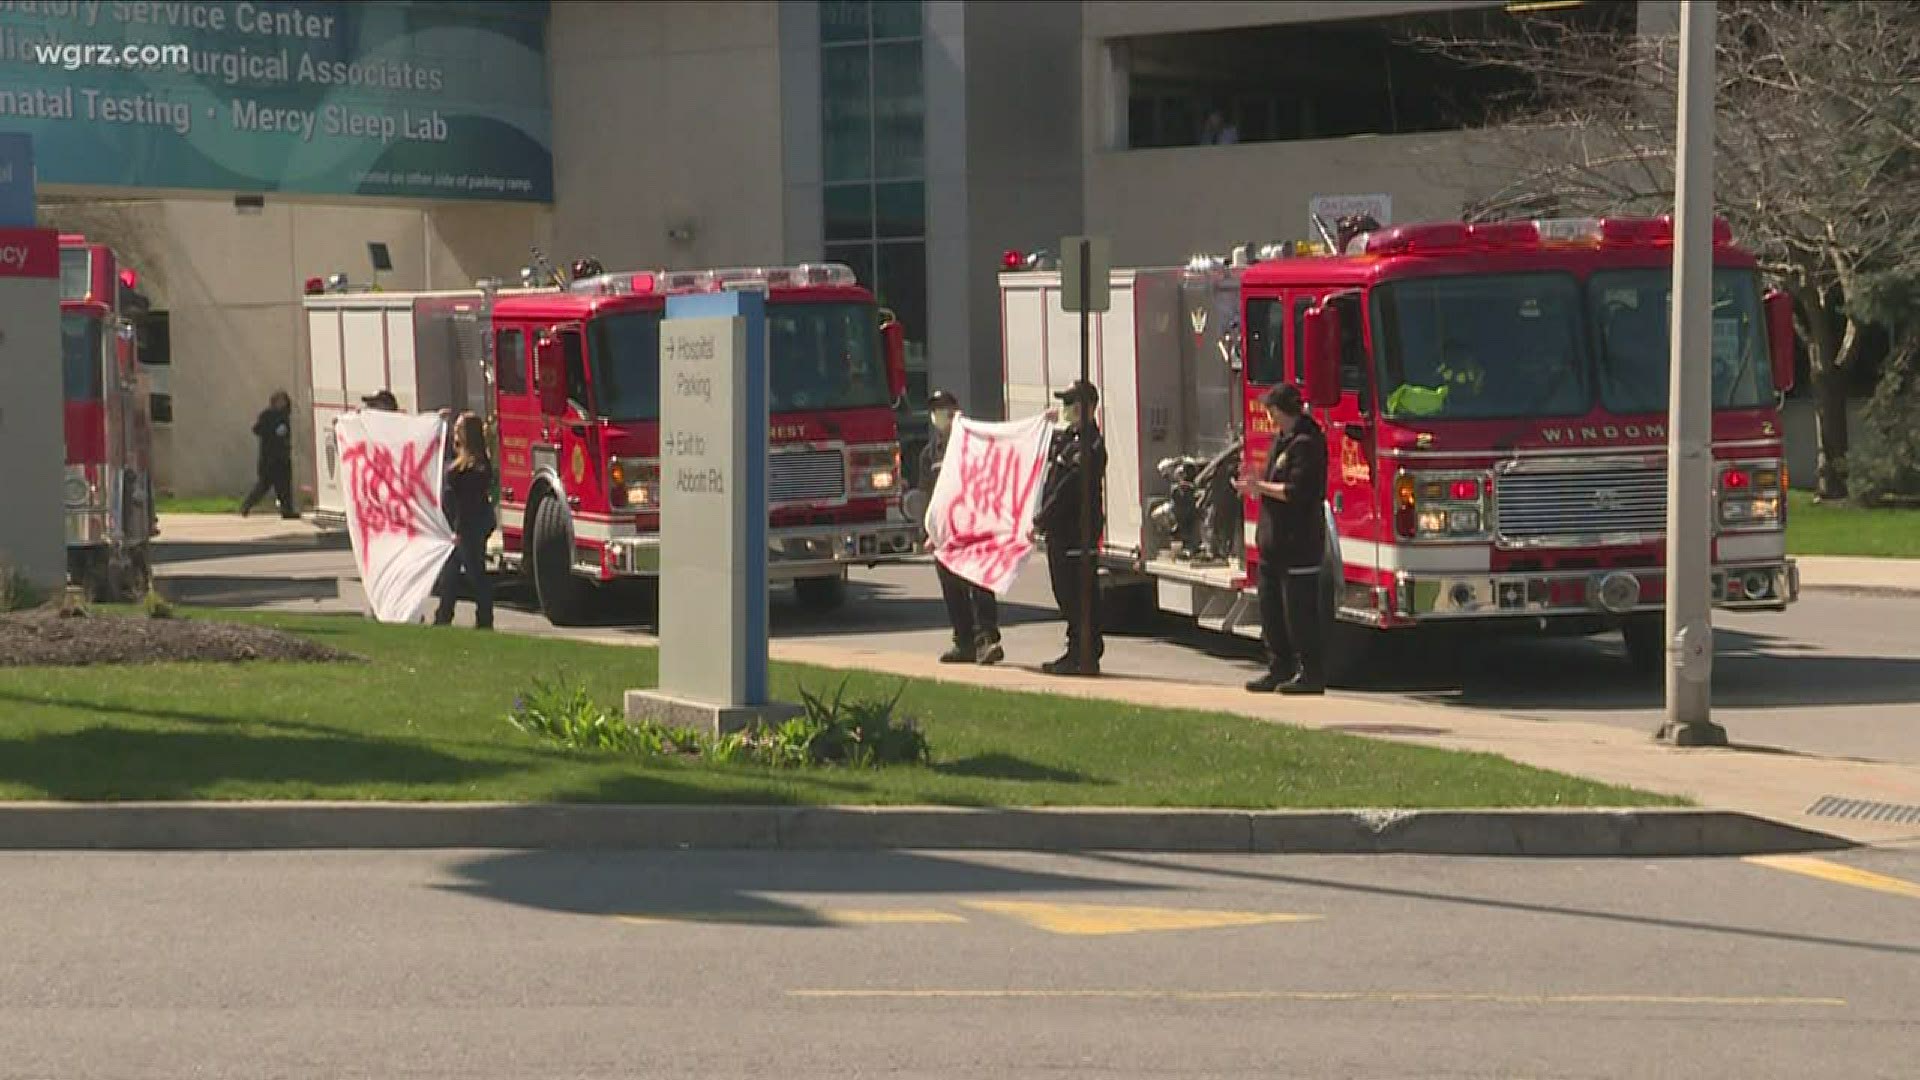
top-left (1805, 795), bottom-right (1920, 826)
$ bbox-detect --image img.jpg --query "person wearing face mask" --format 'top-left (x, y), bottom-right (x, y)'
top-left (918, 389), bottom-right (1003, 665)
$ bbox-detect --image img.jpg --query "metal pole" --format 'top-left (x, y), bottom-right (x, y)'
top-left (1659, 0), bottom-right (1725, 746)
top-left (1077, 238), bottom-right (1097, 674)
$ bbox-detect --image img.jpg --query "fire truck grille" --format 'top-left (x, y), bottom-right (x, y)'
top-left (1496, 465), bottom-right (1667, 545)
top-left (770, 448), bottom-right (847, 505)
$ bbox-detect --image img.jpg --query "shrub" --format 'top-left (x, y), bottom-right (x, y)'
top-left (505, 675), bottom-right (929, 768)
top-left (143, 585), bottom-right (175, 620)
top-left (1852, 359), bottom-right (1920, 506)
top-left (0, 560), bottom-right (44, 613)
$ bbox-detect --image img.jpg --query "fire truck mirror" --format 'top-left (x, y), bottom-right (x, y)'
top-left (880, 318), bottom-right (907, 404)
top-left (1302, 304), bottom-right (1342, 408)
top-left (1762, 289), bottom-right (1796, 395)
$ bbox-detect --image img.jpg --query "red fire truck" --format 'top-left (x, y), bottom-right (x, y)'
top-left (305, 261), bottom-right (920, 625)
top-left (1001, 216), bottom-right (1799, 683)
top-left (59, 233), bottom-right (157, 601)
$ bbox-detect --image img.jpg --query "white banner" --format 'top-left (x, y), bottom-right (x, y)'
top-left (923, 414), bottom-right (1054, 596)
top-left (333, 411), bottom-right (456, 624)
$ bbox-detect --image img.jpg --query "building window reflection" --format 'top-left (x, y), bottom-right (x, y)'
top-left (820, 0), bottom-right (931, 481)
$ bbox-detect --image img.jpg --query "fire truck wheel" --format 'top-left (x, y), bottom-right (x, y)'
top-left (1621, 615), bottom-right (1664, 677)
top-left (793, 575), bottom-right (846, 612)
top-left (531, 497), bottom-right (594, 626)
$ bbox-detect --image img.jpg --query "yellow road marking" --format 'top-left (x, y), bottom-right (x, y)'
top-left (960, 900), bottom-right (1320, 936)
top-left (1745, 855), bottom-right (1920, 901)
top-left (788, 989), bottom-right (1845, 1007)
top-left (616, 908), bottom-right (967, 927)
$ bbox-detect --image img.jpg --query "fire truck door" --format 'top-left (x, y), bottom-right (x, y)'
top-left (1292, 290), bottom-right (1379, 590)
top-left (493, 326), bottom-right (536, 528)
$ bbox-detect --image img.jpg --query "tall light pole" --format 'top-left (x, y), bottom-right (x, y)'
top-left (1658, 0), bottom-right (1726, 747)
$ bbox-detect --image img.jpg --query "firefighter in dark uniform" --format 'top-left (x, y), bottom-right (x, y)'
top-left (919, 389), bottom-right (1003, 666)
top-left (1035, 380), bottom-right (1107, 677)
top-left (1232, 383), bottom-right (1329, 694)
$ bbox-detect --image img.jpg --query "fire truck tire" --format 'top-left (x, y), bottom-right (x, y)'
top-left (531, 497), bottom-right (594, 626)
top-left (1621, 615), bottom-right (1664, 677)
top-left (794, 575), bottom-right (846, 611)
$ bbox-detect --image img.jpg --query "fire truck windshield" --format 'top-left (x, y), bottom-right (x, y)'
top-left (1374, 272), bottom-right (1589, 421)
top-left (587, 310), bottom-right (662, 421)
top-left (768, 302), bottom-right (889, 413)
top-left (61, 312), bottom-right (103, 401)
top-left (60, 249), bottom-right (90, 301)
top-left (1590, 267), bottom-right (1771, 413)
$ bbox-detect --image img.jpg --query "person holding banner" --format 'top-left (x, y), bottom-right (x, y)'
top-left (431, 411), bottom-right (497, 630)
top-left (1035, 380), bottom-right (1107, 677)
top-left (918, 389), bottom-right (1004, 666)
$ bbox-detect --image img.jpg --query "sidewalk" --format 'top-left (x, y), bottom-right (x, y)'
top-left (1794, 555), bottom-right (1920, 597)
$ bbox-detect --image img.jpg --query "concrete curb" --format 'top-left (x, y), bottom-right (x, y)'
top-left (0, 804), bottom-right (1853, 856)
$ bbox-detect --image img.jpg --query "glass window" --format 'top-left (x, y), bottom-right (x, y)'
top-left (61, 312), bottom-right (103, 400)
top-left (586, 312), bottom-right (662, 422)
top-left (1589, 268), bottom-right (1772, 413)
top-left (495, 328), bottom-right (527, 395)
top-left (1332, 292), bottom-right (1368, 394)
top-left (150, 393), bottom-right (173, 424)
top-left (874, 181), bottom-right (923, 239)
top-left (825, 242), bottom-right (875, 291)
top-left (1244, 298), bottom-right (1286, 386)
top-left (768, 303), bottom-right (891, 413)
top-left (822, 45), bottom-right (872, 183)
top-left (60, 249), bottom-right (90, 300)
top-left (137, 311), bottom-right (171, 366)
top-left (872, 41), bottom-right (924, 178)
top-left (561, 329), bottom-right (590, 413)
top-left (825, 184), bottom-right (873, 243)
top-left (871, 0), bottom-right (920, 39)
top-left (876, 241), bottom-right (927, 344)
top-left (821, 0), bottom-right (869, 43)
top-left (1372, 273), bottom-right (1589, 421)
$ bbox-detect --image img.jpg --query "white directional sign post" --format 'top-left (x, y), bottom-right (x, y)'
top-left (626, 288), bottom-right (799, 736)
top-left (0, 133), bottom-right (64, 594)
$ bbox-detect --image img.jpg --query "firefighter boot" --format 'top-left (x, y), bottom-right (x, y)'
top-left (940, 638), bottom-right (978, 664)
top-left (975, 633), bottom-right (1004, 667)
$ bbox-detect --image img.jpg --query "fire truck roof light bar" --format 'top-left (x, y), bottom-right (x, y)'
top-left (1355, 215), bottom-right (1735, 257)
top-left (564, 263), bottom-right (858, 297)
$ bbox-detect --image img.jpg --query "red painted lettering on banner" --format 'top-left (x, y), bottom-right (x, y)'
top-left (938, 426), bottom-right (1049, 589)
top-left (340, 438), bottom-right (438, 553)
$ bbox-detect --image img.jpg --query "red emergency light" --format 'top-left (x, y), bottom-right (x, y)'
top-left (303, 276), bottom-right (324, 295)
top-left (1449, 479), bottom-right (1481, 501)
top-left (1002, 248), bottom-right (1025, 271)
top-left (118, 268), bottom-right (138, 290)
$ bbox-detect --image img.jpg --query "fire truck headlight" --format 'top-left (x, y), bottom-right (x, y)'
top-left (1401, 469), bottom-right (1492, 540)
top-left (850, 446), bottom-right (899, 496)
top-left (611, 457), bottom-right (660, 510)
top-left (64, 475), bottom-right (91, 508)
top-left (1719, 495), bottom-right (1780, 528)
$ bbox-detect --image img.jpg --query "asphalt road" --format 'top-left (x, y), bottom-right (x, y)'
top-left (1, 846), bottom-right (1915, 1079)
top-left (154, 536), bottom-right (1920, 766)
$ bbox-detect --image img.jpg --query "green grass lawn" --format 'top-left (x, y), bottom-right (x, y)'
top-left (1787, 491), bottom-right (1920, 558)
top-left (0, 610), bottom-right (1676, 808)
top-left (156, 495), bottom-right (242, 515)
